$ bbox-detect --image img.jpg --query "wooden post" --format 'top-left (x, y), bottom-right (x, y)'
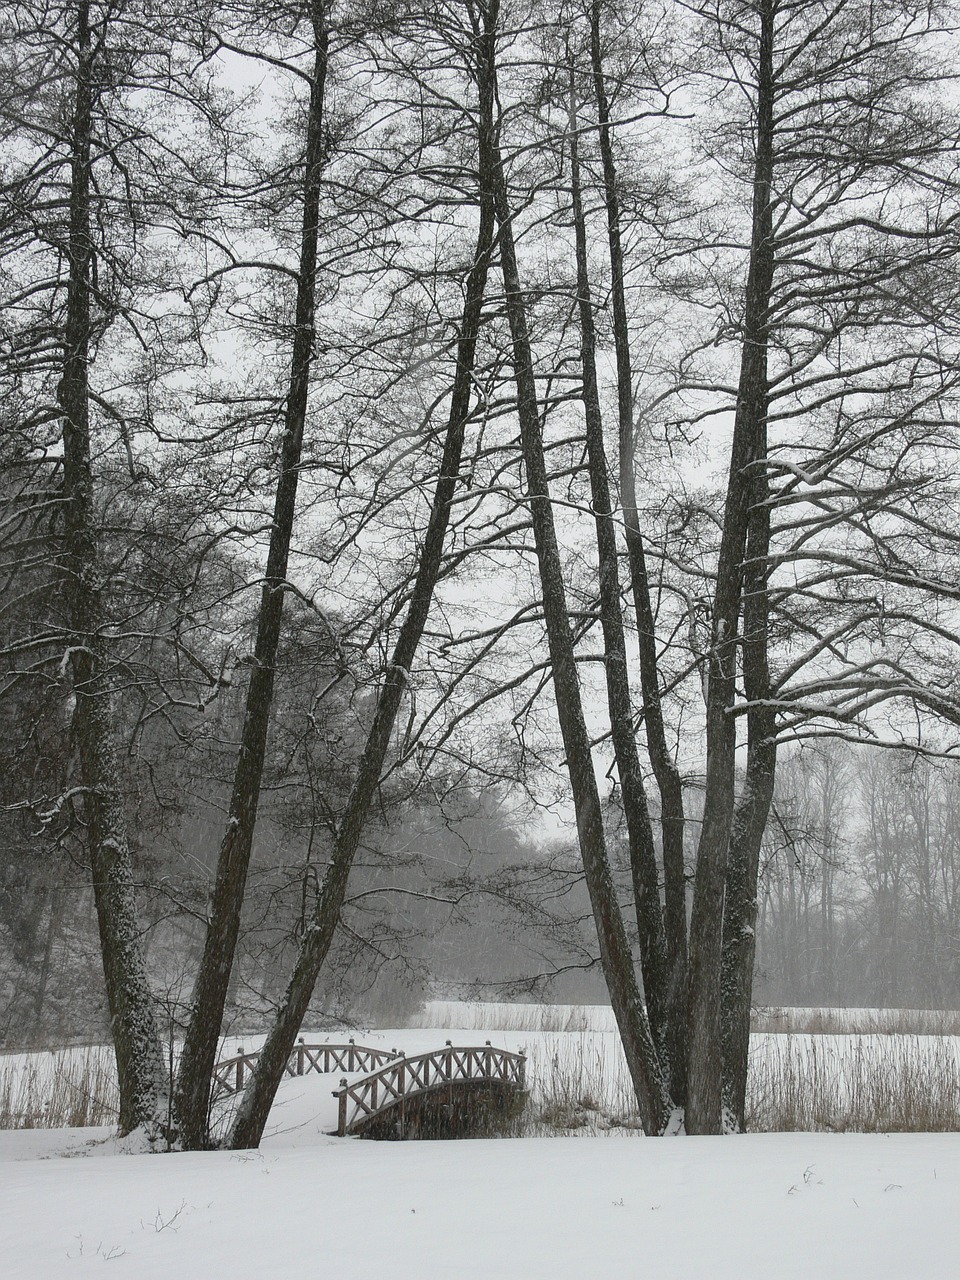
top-left (337, 1079), bottom-right (348, 1136)
top-left (236, 1049), bottom-right (244, 1092)
top-left (297, 1037), bottom-right (305, 1076)
top-left (444, 1041), bottom-right (453, 1120)
top-left (348, 1037), bottom-right (355, 1072)
top-left (397, 1059), bottom-right (406, 1137)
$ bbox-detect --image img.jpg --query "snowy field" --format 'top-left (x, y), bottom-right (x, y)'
top-left (4, 1121), bottom-right (960, 1277)
top-left (3, 1008), bottom-right (960, 1277)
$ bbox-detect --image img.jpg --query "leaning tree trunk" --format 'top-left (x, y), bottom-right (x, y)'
top-left (173, 1), bottom-right (331, 1150)
top-left (225, 41), bottom-right (499, 1151)
top-left (588, 0), bottom-right (688, 1105)
top-left (567, 76), bottom-right (672, 1078)
top-left (483, 7), bottom-right (670, 1134)
top-left (59, 0), bottom-right (167, 1137)
top-left (686, 0), bottom-right (776, 1135)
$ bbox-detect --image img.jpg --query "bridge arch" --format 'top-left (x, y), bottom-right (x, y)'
top-left (333, 1042), bottom-right (526, 1138)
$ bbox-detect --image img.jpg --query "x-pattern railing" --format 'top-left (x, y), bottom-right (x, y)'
top-left (333, 1040), bottom-right (526, 1136)
top-left (211, 1039), bottom-right (401, 1099)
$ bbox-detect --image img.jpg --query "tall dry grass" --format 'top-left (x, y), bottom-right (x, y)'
top-left (517, 1034), bottom-right (637, 1134)
top-left (6, 1008), bottom-right (960, 1136)
top-left (0, 1047), bottom-right (118, 1129)
top-left (746, 1033), bottom-right (960, 1132)
top-left (416, 1002), bottom-right (960, 1134)
top-left (517, 1032), bottom-right (960, 1135)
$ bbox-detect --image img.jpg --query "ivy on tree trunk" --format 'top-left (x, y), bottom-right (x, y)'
top-left (58, 0), bottom-right (168, 1139)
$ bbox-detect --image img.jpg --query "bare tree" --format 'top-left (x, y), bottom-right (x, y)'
top-left (171, 0), bottom-right (335, 1152)
top-left (0, 0), bottom-right (237, 1136)
top-left (484, 0), bottom-right (672, 1133)
top-left (701, 0), bottom-right (960, 1130)
top-left (224, 0), bottom-right (501, 1148)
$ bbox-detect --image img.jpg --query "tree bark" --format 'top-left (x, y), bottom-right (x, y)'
top-left (720, 486), bottom-right (776, 1129)
top-left (588, 0), bottom-right (688, 1105)
top-left (58, 0), bottom-right (167, 1138)
top-left (485, 7), bottom-right (670, 1133)
top-left (567, 74), bottom-right (672, 1079)
top-left (686, 0), bottom-right (776, 1134)
top-left (173, 1), bottom-right (331, 1150)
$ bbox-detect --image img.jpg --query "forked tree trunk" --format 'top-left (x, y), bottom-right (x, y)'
top-left (173, 2), bottom-right (331, 1150)
top-left (686, 0), bottom-right (776, 1134)
top-left (567, 76), bottom-right (672, 1080)
top-left (59, 0), bottom-right (167, 1138)
top-left (225, 22), bottom-right (499, 1149)
top-left (486, 7), bottom-right (670, 1134)
top-left (719, 121), bottom-right (778, 1115)
top-left (588, 0), bottom-right (688, 1104)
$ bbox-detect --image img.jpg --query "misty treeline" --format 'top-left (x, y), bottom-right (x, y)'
top-left (756, 745), bottom-right (960, 1012)
top-left (0, 775), bottom-right (546, 1043)
top-left (4, 0), bottom-right (960, 1142)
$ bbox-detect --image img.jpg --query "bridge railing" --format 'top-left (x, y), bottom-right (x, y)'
top-left (211, 1039), bottom-right (402, 1099)
top-left (333, 1040), bottom-right (526, 1136)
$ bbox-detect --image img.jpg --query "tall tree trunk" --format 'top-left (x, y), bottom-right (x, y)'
top-left (225, 25), bottom-right (499, 1149)
top-left (485, 6), bottom-right (670, 1134)
top-left (173, 2), bottom-right (331, 1150)
top-left (588, 0), bottom-right (688, 1105)
top-left (686, 0), bottom-right (776, 1134)
top-left (720, 487), bottom-right (776, 1129)
top-left (567, 74), bottom-right (672, 1078)
top-left (59, 0), bottom-right (167, 1137)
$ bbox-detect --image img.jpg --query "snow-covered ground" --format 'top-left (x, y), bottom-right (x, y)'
top-left (4, 1117), bottom-right (960, 1277)
top-left (3, 1013), bottom-right (960, 1277)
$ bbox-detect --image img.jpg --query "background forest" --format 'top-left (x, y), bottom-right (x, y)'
top-left (7, 742), bottom-right (960, 1041)
top-left (4, 0), bottom-right (960, 1142)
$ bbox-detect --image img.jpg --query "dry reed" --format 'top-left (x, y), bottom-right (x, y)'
top-left (745, 1033), bottom-right (960, 1133)
top-left (6, 1008), bottom-right (960, 1136)
top-left (0, 1046), bottom-right (118, 1129)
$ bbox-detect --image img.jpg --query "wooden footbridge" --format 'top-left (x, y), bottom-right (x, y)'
top-left (333, 1041), bottom-right (526, 1138)
top-left (211, 1039), bottom-right (402, 1100)
top-left (211, 1038), bottom-right (526, 1139)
